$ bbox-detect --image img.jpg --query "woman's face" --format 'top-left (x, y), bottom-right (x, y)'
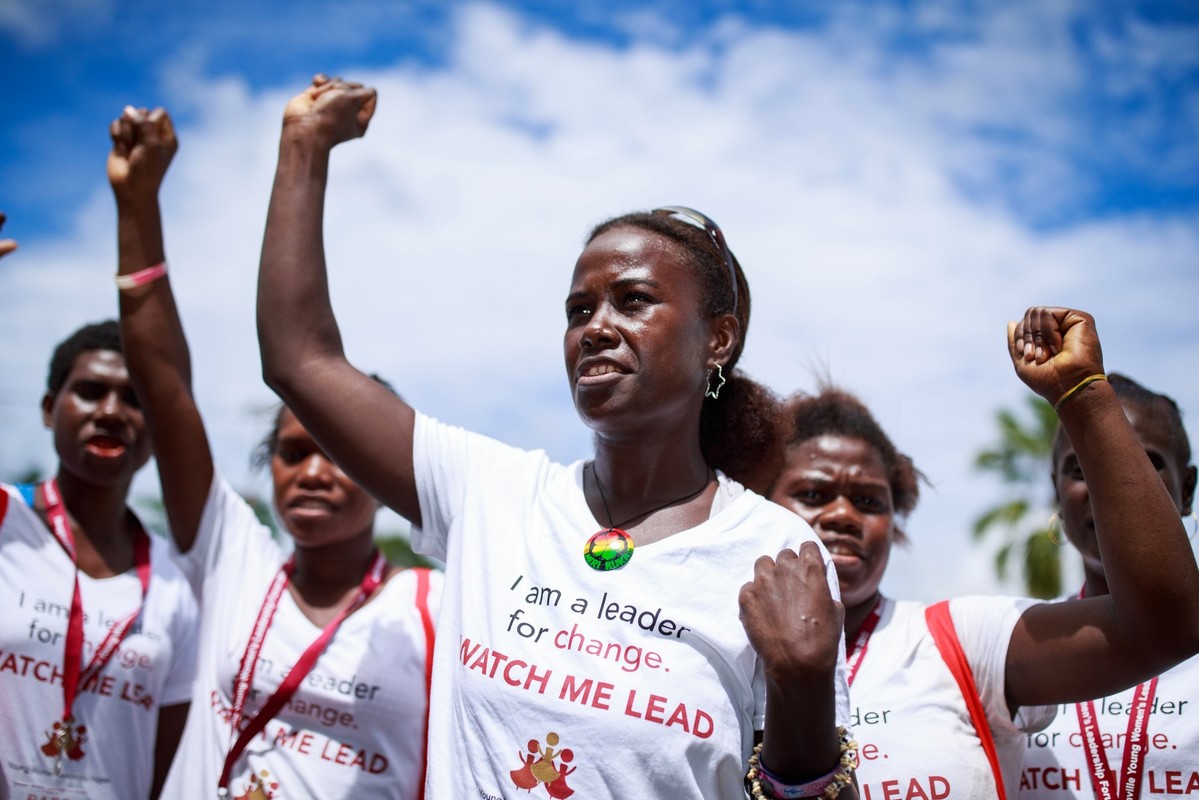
top-left (770, 435), bottom-right (897, 611)
top-left (564, 226), bottom-right (726, 435)
top-left (42, 349), bottom-right (151, 489)
top-left (1054, 398), bottom-right (1197, 575)
top-left (271, 408), bottom-right (379, 548)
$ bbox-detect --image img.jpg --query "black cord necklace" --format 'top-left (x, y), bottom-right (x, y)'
top-left (582, 462), bottom-right (712, 572)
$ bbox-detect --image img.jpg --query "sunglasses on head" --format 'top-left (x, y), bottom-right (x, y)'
top-left (652, 206), bottom-right (739, 314)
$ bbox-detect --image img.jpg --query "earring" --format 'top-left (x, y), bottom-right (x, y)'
top-left (705, 364), bottom-right (726, 400)
top-left (1046, 512), bottom-right (1065, 547)
top-left (1186, 511), bottom-right (1198, 541)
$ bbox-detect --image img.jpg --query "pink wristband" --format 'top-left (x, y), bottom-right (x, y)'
top-left (758, 760), bottom-right (842, 799)
top-left (114, 261), bottom-right (168, 290)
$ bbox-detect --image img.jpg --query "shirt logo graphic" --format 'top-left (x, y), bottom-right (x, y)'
top-left (510, 731), bottom-right (578, 798)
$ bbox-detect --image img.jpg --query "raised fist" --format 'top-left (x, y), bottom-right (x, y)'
top-left (1007, 306), bottom-right (1105, 408)
top-left (281, 74), bottom-right (377, 150)
top-left (108, 106), bottom-right (177, 204)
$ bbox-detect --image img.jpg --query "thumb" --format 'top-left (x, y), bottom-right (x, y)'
top-left (1006, 320), bottom-right (1020, 362)
top-left (357, 89), bottom-right (378, 134)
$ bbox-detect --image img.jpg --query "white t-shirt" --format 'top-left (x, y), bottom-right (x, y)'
top-left (0, 482), bottom-right (198, 800)
top-left (1017, 531), bottom-right (1199, 798)
top-left (849, 596), bottom-right (1054, 799)
top-left (410, 413), bottom-right (852, 800)
top-left (161, 474), bottom-right (440, 800)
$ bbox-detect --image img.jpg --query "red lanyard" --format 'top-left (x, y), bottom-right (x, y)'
top-left (217, 550), bottom-right (388, 796)
top-left (40, 478), bottom-right (151, 771)
top-left (1074, 588), bottom-right (1158, 800)
top-left (846, 596), bottom-right (884, 686)
top-left (1075, 680), bottom-right (1157, 800)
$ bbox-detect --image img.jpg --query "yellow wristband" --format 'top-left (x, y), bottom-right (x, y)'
top-left (1054, 373), bottom-right (1107, 411)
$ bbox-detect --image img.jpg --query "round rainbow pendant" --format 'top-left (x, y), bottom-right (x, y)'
top-left (583, 528), bottom-right (635, 571)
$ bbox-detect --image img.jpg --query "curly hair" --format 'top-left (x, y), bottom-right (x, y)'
top-left (781, 387), bottom-right (923, 540)
top-left (47, 320), bottom-right (122, 396)
top-left (586, 211), bottom-right (784, 494)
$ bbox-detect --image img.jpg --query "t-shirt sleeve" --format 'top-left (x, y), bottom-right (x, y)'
top-left (145, 533), bottom-right (201, 707)
top-left (409, 412), bottom-right (538, 562)
top-left (950, 595), bottom-right (1055, 735)
top-left (160, 577), bottom-right (199, 707)
top-left (409, 413), bottom-right (467, 561)
top-left (167, 471), bottom-right (275, 601)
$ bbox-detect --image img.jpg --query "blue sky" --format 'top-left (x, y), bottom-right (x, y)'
top-left (5, 0), bottom-right (1198, 240)
top-left (2, 0), bottom-right (1197, 599)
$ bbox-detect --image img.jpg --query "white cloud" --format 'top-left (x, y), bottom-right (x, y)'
top-left (0, 0), bottom-right (111, 47)
top-left (3, 1), bottom-right (1196, 602)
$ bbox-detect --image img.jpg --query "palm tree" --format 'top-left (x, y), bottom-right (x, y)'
top-left (6, 465), bottom-right (44, 485)
top-left (376, 535), bottom-right (438, 570)
top-left (972, 395), bottom-right (1061, 599)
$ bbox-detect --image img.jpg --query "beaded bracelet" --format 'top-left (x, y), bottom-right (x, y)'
top-left (1054, 373), bottom-right (1107, 411)
top-left (746, 726), bottom-right (858, 799)
top-left (114, 261), bottom-right (168, 291)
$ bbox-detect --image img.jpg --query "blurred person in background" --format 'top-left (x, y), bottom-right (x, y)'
top-left (0, 317), bottom-right (198, 799)
top-left (1017, 372), bottom-right (1197, 798)
top-left (770, 309), bottom-right (1199, 799)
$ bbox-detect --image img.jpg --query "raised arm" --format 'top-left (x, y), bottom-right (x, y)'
top-left (1004, 307), bottom-right (1199, 708)
top-left (257, 76), bottom-right (420, 524)
top-left (109, 107), bottom-right (212, 552)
